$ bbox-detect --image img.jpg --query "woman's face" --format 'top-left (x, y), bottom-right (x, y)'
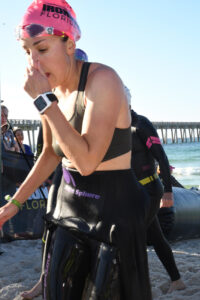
top-left (15, 130), bottom-right (24, 142)
top-left (1, 108), bottom-right (8, 126)
top-left (21, 36), bottom-right (71, 89)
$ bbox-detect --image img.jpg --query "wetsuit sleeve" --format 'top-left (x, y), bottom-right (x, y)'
top-left (170, 175), bottom-right (185, 188)
top-left (137, 116), bottom-right (172, 193)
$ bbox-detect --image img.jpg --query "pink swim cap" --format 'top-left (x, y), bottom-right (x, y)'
top-left (18, 0), bottom-right (81, 41)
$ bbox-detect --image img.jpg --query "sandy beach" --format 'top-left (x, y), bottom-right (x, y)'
top-left (0, 238), bottom-right (199, 300)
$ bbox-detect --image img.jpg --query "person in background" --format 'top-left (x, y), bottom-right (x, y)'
top-left (1, 101), bottom-right (4, 255)
top-left (1, 100), bottom-right (4, 174)
top-left (125, 87), bottom-right (186, 293)
top-left (1, 105), bottom-right (20, 152)
top-left (13, 127), bottom-right (34, 156)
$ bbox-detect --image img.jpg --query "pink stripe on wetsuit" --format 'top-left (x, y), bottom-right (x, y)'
top-left (146, 136), bottom-right (161, 149)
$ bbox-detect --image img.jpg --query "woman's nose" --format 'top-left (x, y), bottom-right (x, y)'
top-left (29, 53), bottom-right (39, 69)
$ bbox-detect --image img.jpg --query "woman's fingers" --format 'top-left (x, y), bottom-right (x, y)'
top-left (0, 203), bottom-right (19, 229)
top-left (24, 66), bottom-right (51, 98)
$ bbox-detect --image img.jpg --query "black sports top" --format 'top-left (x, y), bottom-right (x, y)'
top-left (52, 62), bottom-right (131, 162)
top-left (131, 110), bottom-right (172, 192)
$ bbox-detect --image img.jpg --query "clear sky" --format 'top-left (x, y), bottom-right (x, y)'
top-left (0, 0), bottom-right (199, 121)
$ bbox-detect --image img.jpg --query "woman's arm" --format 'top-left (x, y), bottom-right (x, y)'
top-left (2, 140), bottom-right (14, 151)
top-left (45, 66), bottom-right (125, 175)
top-left (0, 117), bottom-right (61, 229)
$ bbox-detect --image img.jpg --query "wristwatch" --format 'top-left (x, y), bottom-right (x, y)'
top-left (33, 92), bottom-right (58, 114)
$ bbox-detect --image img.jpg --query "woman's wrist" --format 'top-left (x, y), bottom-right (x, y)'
top-left (4, 195), bottom-right (23, 210)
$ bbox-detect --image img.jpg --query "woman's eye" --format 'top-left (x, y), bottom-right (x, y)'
top-left (38, 49), bottom-right (47, 53)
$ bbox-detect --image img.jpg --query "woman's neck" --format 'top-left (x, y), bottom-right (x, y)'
top-left (55, 60), bottom-right (83, 99)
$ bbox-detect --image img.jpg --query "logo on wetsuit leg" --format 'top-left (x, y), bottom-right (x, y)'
top-left (43, 252), bottom-right (51, 300)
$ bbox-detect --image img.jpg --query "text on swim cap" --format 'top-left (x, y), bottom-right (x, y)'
top-left (41, 4), bottom-right (79, 30)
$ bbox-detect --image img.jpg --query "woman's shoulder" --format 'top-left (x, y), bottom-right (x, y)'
top-left (89, 62), bottom-right (119, 78)
top-left (87, 62), bottom-right (123, 92)
top-left (84, 63), bottom-right (127, 123)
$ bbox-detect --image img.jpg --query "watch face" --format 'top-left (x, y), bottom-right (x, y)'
top-left (34, 96), bottom-right (47, 111)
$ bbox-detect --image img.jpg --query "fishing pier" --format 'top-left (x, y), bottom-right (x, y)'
top-left (10, 120), bottom-right (200, 151)
top-left (153, 122), bottom-right (200, 144)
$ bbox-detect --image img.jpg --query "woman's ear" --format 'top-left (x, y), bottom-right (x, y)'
top-left (65, 38), bottom-right (76, 55)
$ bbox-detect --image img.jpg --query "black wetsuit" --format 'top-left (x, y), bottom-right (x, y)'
top-left (41, 63), bottom-right (152, 300)
top-left (170, 175), bottom-right (185, 188)
top-left (159, 173), bottom-right (185, 189)
top-left (131, 110), bottom-right (180, 282)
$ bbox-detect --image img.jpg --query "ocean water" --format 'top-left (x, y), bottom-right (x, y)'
top-left (23, 131), bottom-right (200, 188)
top-left (163, 141), bottom-right (200, 188)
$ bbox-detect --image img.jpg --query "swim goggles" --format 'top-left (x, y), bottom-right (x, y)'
top-left (16, 23), bottom-right (66, 40)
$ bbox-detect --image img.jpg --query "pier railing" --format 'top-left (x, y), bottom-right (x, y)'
top-left (153, 122), bottom-right (200, 144)
top-left (9, 120), bottom-right (200, 151)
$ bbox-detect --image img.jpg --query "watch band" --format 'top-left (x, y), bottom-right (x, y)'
top-left (45, 92), bottom-right (58, 103)
top-left (33, 92), bottom-right (58, 114)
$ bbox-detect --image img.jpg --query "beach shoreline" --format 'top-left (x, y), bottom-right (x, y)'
top-left (0, 238), bottom-right (199, 299)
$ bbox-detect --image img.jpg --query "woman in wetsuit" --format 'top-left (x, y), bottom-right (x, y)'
top-left (0, 1), bottom-right (152, 299)
top-left (21, 48), bottom-right (89, 300)
top-left (130, 107), bottom-right (185, 293)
